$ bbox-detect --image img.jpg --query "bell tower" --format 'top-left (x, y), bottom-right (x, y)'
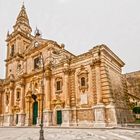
top-left (5, 4), bottom-right (33, 78)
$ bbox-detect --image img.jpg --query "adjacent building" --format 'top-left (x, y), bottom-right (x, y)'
top-left (124, 71), bottom-right (140, 109)
top-left (0, 5), bottom-right (135, 127)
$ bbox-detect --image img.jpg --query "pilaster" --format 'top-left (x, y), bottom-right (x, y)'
top-left (91, 58), bottom-right (106, 128)
top-left (45, 66), bottom-right (51, 110)
top-left (19, 78), bottom-right (25, 114)
top-left (63, 67), bottom-right (70, 108)
top-left (70, 69), bottom-right (76, 107)
top-left (25, 92), bottom-right (32, 126)
top-left (5, 82), bottom-right (14, 126)
top-left (9, 82), bottom-right (14, 114)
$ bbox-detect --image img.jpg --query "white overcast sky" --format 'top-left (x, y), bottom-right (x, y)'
top-left (0, 0), bottom-right (140, 78)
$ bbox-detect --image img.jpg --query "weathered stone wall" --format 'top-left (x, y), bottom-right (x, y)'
top-left (125, 71), bottom-right (140, 99)
top-left (77, 108), bottom-right (94, 126)
top-left (0, 80), bottom-right (4, 125)
top-left (0, 80), bottom-right (3, 114)
top-left (106, 59), bottom-right (134, 123)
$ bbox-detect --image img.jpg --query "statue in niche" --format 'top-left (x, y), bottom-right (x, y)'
top-left (5, 94), bottom-right (9, 113)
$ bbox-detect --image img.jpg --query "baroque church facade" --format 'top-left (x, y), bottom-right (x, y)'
top-left (0, 5), bottom-right (135, 127)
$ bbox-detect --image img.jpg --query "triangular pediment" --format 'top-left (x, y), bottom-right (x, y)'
top-left (24, 37), bottom-right (49, 55)
top-left (24, 37), bottom-right (75, 66)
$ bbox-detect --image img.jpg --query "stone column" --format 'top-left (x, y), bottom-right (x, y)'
top-left (43, 66), bottom-right (52, 126)
top-left (62, 64), bottom-right (71, 127)
top-left (6, 82), bottom-right (14, 126)
top-left (45, 67), bottom-right (51, 110)
top-left (37, 93), bottom-right (41, 125)
top-left (63, 67), bottom-right (70, 108)
top-left (70, 69), bottom-right (76, 108)
top-left (18, 80), bottom-right (26, 126)
top-left (25, 94), bottom-right (32, 126)
top-left (9, 82), bottom-right (14, 114)
top-left (92, 59), bottom-right (106, 128)
top-left (95, 61), bottom-right (102, 104)
top-left (70, 69), bottom-right (77, 126)
top-left (20, 80), bottom-right (25, 113)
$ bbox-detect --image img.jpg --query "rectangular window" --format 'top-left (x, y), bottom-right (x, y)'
top-left (81, 77), bottom-right (86, 86)
top-left (34, 57), bottom-right (41, 69)
top-left (10, 45), bottom-right (15, 57)
top-left (17, 92), bottom-right (20, 100)
top-left (56, 81), bottom-right (61, 91)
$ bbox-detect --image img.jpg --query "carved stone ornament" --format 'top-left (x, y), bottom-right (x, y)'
top-left (91, 58), bottom-right (101, 68)
top-left (9, 81), bottom-right (14, 89)
top-left (12, 105), bottom-right (20, 113)
top-left (51, 94), bottom-right (64, 107)
top-left (45, 67), bottom-right (51, 79)
top-left (63, 68), bottom-right (70, 75)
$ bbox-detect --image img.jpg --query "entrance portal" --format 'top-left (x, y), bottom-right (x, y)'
top-left (57, 110), bottom-right (62, 125)
top-left (33, 101), bottom-right (38, 125)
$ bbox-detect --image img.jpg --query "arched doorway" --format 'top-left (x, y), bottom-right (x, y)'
top-left (57, 110), bottom-right (62, 125)
top-left (32, 94), bottom-right (38, 125)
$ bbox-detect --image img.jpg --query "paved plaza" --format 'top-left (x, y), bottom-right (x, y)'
top-left (0, 127), bottom-right (140, 140)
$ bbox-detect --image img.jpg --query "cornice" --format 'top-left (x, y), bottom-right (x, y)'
top-left (71, 51), bottom-right (92, 64)
top-left (6, 30), bottom-right (33, 42)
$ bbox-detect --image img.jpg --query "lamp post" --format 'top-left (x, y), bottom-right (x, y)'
top-left (37, 48), bottom-right (65, 140)
top-left (38, 52), bottom-right (45, 140)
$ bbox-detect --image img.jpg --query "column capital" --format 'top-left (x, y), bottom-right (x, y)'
top-left (70, 68), bottom-right (76, 74)
top-left (45, 68), bottom-right (51, 79)
top-left (63, 68), bottom-right (70, 75)
top-left (90, 58), bottom-right (101, 68)
top-left (9, 81), bottom-right (15, 89)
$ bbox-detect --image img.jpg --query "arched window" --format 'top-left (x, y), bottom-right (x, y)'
top-left (81, 77), bottom-right (86, 86)
top-left (77, 65), bottom-right (88, 91)
top-left (34, 56), bottom-right (41, 69)
top-left (10, 45), bottom-right (15, 57)
top-left (6, 94), bottom-right (9, 105)
top-left (56, 81), bottom-right (61, 91)
top-left (55, 77), bottom-right (63, 94)
top-left (16, 91), bottom-right (20, 100)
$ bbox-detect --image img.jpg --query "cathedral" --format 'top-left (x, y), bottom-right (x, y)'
top-left (0, 5), bottom-right (136, 127)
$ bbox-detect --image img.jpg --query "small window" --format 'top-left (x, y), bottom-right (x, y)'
top-left (17, 92), bottom-right (20, 100)
top-left (55, 77), bottom-right (63, 93)
top-left (34, 57), bottom-right (41, 69)
top-left (56, 81), bottom-right (61, 91)
top-left (10, 45), bottom-right (15, 57)
top-left (81, 77), bottom-right (86, 86)
top-left (6, 94), bottom-right (9, 105)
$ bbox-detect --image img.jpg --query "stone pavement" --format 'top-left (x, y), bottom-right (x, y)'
top-left (0, 127), bottom-right (140, 140)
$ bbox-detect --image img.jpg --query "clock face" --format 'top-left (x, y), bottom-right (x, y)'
top-left (34, 41), bottom-right (39, 47)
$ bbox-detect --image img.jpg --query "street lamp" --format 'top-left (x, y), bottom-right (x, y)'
top-left (37, 48), bottom-right (65, 140)
top-left (38, 52), bottom-right (45, 140)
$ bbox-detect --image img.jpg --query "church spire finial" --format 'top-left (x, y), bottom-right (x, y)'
top-left (22, 1), bottom-right (25, 9)
top-left (34, 26), bottom-right (42, 37)
top-left (13, 3), bottom-right (32, 34)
